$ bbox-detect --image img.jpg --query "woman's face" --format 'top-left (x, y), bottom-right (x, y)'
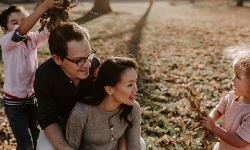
top-left (111, 68), bottom-right (138, 106)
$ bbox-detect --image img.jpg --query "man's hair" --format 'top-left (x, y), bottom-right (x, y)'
top-left (0, 5), bottom-right (29, 30)
top-left (49, 22), bottom-right (90, 60)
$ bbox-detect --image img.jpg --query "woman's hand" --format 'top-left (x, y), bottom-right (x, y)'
top-left (200, 116), bottom-right (216, 131)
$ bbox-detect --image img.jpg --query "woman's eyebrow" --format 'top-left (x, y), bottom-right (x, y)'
top-left (11, 19), bottom-right (17, 22)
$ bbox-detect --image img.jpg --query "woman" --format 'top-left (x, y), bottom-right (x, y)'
top-left (66, 57), bottom-right (142, 150)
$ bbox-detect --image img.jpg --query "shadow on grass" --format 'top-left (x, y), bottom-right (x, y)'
top-left (75, 0), bottom-right (154, 59)
top-left (74, 11), bottom-right (109, 25)
top-left (127, 0), bottom-right (153, 58)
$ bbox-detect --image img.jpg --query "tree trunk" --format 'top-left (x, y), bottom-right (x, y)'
top-left (236, 0), bottom-right (243, 6)
top-left (8, 0), bottom-right (12, 5)
top-left (190, 0), bottom-right (195, 3)
top-left (91, 0), bottom-right (112, 14)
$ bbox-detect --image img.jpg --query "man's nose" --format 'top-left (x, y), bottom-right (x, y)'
top-left (82, 60), bottom-right (91, 68)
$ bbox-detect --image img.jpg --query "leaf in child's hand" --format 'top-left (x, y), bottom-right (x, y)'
top-left (185, 134), bottom-right (192, 146)
top-left (202, 110), bottom-right (208, 117)
top-left (195, 128), bottom-right (204, 134)
top-left (188, 88), bottom-right (198, 97)
top-left (206, 145), bottom-right (211, 150)
top-left (190, 100), bottom-right (197, 109)
top-left (194, 115), bottom-right (200, 122)
top-left (205, 132), bottom-right (220, 142)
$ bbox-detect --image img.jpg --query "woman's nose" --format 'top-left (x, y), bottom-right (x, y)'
top-left (133, 84), bottom-right (138, 93)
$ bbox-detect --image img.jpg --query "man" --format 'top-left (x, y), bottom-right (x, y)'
top-left (34, 22), bottom-right (127, 149)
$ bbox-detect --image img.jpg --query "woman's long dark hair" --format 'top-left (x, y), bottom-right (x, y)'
top-left (78, 57), bottom-right (138, 128)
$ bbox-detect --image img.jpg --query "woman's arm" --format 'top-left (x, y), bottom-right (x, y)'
top-left (200, 116), bottom-right (249, 148)
top-left (17, 0), bottom-right (62, 36)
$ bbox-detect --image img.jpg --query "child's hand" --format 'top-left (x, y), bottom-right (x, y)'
top-left (41, 0), bottom-right (63, 10)
top-left (200, 116), bottom-right (216, 131)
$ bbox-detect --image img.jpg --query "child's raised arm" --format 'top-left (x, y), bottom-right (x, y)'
top-left (18, 0), bottom-right (62, 36)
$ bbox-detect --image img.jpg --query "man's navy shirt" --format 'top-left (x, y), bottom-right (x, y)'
top-left (34, 57), bottom-right (102, 130)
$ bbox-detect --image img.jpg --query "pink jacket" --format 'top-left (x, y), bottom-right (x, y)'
top-left (0, 25), bottom-right (49, 98)
top-left (214, 91), bottom-right (250, 150)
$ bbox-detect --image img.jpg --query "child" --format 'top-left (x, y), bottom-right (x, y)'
top-left (0, 1), bottom-right (61, 150)
top-left (200, 44), bottom-right (250, 149)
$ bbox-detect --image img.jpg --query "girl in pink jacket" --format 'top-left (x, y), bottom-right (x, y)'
top-left (201, 44), bottom-right (250, 150)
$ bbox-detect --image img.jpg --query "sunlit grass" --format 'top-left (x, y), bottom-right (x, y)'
top-left (1, 1), bottom-right (250, 149)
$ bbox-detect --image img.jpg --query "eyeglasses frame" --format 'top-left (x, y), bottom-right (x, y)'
top-left (64, 47), bottom-right (97, 67)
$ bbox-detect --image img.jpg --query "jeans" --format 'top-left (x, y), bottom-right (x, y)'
top-left (5, 102), bottom-right (40, 150)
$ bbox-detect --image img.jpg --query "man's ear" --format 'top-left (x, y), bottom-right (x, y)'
top-left (52, 54), bottom-right (63, 65)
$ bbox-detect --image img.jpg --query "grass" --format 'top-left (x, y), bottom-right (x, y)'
top-left (1, 0), bottom-right (250, 149)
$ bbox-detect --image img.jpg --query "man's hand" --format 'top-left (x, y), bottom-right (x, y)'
top-left (200, 116), bottom-right (216, 131)
top-left (44, 123), bottom-right (74, 150)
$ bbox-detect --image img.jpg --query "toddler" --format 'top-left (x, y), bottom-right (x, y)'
top-left (201, 44), bottom-right (250, 149)
top-left (0, 1), bottom-right (61, 149)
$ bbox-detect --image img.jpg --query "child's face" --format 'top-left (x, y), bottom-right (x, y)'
top-left (2, 11), bottom-right (28, 34)
top-left (231, 61), bottom-right (250, 97)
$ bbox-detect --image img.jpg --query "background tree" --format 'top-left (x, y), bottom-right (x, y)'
top-left (8, 0), bottom-right (12, 5)
top-left (237, 0), bottom-right (243, 6)
top-left (91, 0), bottom-right (112, 14)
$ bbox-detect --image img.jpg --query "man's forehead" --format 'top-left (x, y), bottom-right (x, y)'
top-left (66, 39), bottom-right (90, 57)
top-left (67, 39), bottom-right (89, 48)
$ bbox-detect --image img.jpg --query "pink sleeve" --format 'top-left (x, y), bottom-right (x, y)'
top-left (236, 114), bottom-right (250, 144)
top-left (29, 27), bottom-right (50, 48)
top-left (0, 25), bottom-right (20, 52)
top-left (216, 94), bottom-right (229, 115)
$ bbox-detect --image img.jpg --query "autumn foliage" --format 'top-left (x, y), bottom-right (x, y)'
top-left (1, 1), bottom-right (250, 149)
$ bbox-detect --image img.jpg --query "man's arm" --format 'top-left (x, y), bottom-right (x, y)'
top-left (44, 123), bottom-right (74, 150)
top-left (34, 62), bottom-right (71, 149)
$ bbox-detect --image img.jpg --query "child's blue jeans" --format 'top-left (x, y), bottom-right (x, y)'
top-left (4, 99), bottom-right (40, 150)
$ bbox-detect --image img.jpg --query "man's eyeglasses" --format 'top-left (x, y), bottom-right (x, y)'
top-left (65, 47), bottom-right (96, 67)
